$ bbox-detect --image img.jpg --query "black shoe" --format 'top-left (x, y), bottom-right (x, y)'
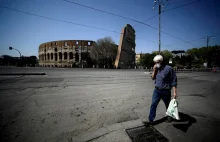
top-left (142, 121), bottom-right (153, 126)
top-left (165, 116), bottom-right (173, 123)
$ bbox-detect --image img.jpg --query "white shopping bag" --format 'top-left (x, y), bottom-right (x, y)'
top-left (166, 99), bottom-right (180, 120)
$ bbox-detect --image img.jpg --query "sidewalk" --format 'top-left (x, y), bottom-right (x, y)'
top-left (72, 114), bottom-right (220, 142)
top-left (72, 119), bottom-right (142, 142)
top-left (71, 76), bottom-right (220, 142)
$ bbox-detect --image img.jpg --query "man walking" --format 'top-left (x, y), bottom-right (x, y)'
top-left (143, 55), bottom-right (177, 125)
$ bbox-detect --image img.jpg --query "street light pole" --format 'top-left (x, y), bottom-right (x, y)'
top-left (9, 47), bottom-right (21, 57)
top-left (9, 47), bottom-right (22, 67)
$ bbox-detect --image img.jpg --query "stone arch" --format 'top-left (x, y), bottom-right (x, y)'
top-left (44, 54), bottom-right (46, 61)
top-left (51, 53), bottom-right (53, 60)
top-left (69, 52), bottom-right (73, 59)
top-left (75, 52), bottom-right (79, 62)
top-left (59, 52), bottom-right (62, 60)
top-left (64, 52), bottom-right (67, 60)
top-left (55, 53), bottom-right (57, 61)
top-left (47, 53), bottom-right (50, 61)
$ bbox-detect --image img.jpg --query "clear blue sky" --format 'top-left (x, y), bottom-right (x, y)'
top-left (0, 0), bottom-right (220, 57)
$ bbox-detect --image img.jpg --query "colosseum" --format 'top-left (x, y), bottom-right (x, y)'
top-left (38, 40), bottom-right (94, 67)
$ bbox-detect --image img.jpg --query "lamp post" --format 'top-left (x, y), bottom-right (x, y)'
top-left (9, 47), bottom-right (21, 57)
top-left (9, 47), bottom-right (22, 67)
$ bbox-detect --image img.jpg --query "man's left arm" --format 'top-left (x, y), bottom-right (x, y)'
top-left (170, 68), bottom-right (178, 98)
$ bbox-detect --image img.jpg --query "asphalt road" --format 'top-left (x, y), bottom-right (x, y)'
top-left (0, 67), bottom-right (220, 142)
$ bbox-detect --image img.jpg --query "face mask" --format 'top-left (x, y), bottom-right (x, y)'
top-left (156, 63), bottom-right (161, 68)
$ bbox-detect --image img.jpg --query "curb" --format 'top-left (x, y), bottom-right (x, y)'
top-left (72, 119), bottom-right (143, 142)
top-left (0, 73), bottom-right (46, 76)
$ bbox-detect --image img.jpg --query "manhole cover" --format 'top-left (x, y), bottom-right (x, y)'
top-left (125, 125), bottom-right (169, 142)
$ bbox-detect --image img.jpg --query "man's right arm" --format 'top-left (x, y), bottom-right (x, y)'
top-left (151, 65), bottom-right (158, 80)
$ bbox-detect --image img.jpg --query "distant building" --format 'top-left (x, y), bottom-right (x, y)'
top-left (171, 50), bottom-right (185, 57)
top-left (38, 40), bottom-right (94, 67)
top-left (114, 24), bottom-right (136, 69)
top-left (0, 55), bottom-right (38, 67)
top-left (135, 53), bottom-right (146, 65)
top-left (135, 54), bottom-right (141, 64)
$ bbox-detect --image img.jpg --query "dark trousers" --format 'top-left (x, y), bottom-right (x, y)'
top-left (148, 88), bottom-right (171, 122)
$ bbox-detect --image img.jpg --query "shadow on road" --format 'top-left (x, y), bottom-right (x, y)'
top-left (151, 112), bottom-right (197, 133)
top-left (172, 112), bottom-right (197, 132)
top-left (152, 117), bottom-right (167, 126)
top-left (178, 74), bottom-right (209, 80)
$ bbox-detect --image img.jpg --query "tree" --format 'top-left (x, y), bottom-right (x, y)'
top-left (139, 50), bottom-right (173, 68)
top-left (161, 50), bottom-right (173, 64)
top-left (90, 37), bottom-right (118, 68)
top-left (186, 45), bottom-right (220, 68)
top-left (141, 53), bottom-right (154, 68)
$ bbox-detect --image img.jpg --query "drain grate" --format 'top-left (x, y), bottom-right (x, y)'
top-left (125, 125), bottom-right (169, 142)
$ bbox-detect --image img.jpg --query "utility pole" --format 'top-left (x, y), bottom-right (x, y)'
top-left (140, 51), bottom-right (142, 67)
top-left (203, 36), bottom-right (214, 67)
top-left (159, 4), bottom-right (161, 53)
top-left (206, 37), bottom-right (209, 48)
top-left (153, 0), bottom-right (169, 54)
top-left (205, 36), bottom-right (214, 48)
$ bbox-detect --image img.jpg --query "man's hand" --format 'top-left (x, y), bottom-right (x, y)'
top-left (153, 64), bottom-right (158, 70)
top-left (151, 64), bottom-right (158, 80)
top-left (173, 86), bottom-right (177, 99)
top-left (173, 92), bottom-right (177, 99)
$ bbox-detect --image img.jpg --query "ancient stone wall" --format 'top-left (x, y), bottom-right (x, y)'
top-left (38, 40), bottom-right (94, 67)
top-left (114, 24), bottom-right (136, 69)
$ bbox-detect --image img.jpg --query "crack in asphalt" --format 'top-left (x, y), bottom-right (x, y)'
top-left (183, 94), bottom-right (207, 98)
top-left (0, 108), bottom-right (24, 133)
top-left (85, 130), bottom-right (116, 142)
top-left (0, 75), bottom-right (24, 83)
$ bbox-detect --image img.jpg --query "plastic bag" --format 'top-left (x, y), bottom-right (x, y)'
top-left (166, 99), bottom-right (180, 120)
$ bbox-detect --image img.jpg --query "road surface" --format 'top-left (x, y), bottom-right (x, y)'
top-left (0, 67), bottom-right (220, 142)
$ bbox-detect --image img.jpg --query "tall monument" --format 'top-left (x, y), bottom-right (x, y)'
top-left (114, 24), bottom-right (136, 69)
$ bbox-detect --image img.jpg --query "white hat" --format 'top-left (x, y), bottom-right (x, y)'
top-left (153, 55), bottom-right (163, 62)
